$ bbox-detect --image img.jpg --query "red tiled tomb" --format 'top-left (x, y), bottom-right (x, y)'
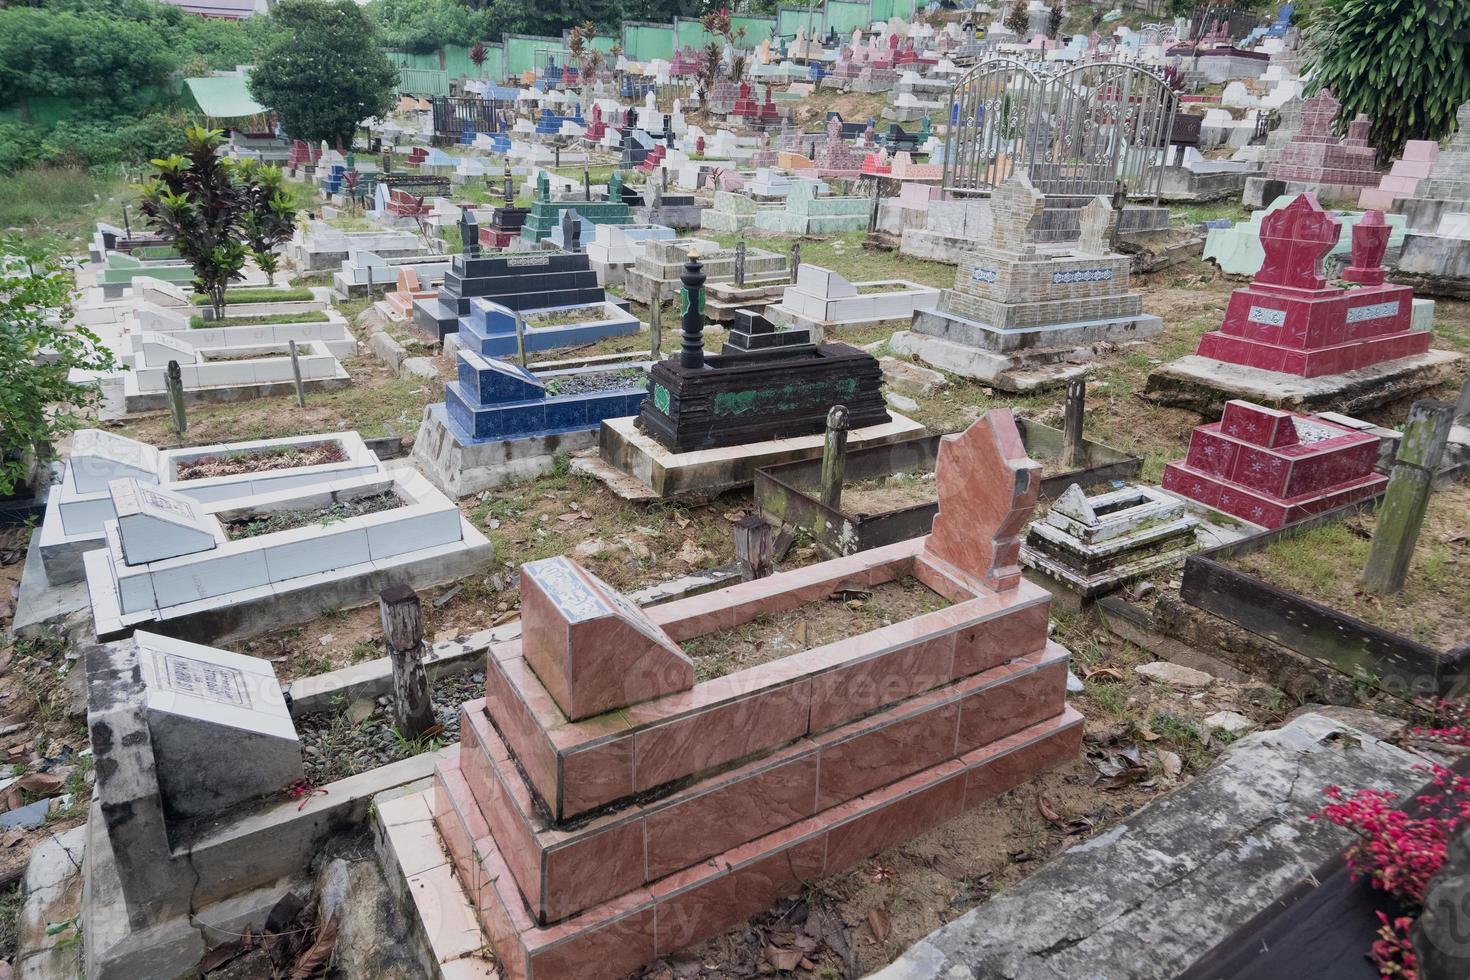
top-left (404, 410), bottom-right (1081, 980)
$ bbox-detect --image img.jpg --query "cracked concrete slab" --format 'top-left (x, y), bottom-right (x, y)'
top-left (867, 712), bottom-right (1432, 980)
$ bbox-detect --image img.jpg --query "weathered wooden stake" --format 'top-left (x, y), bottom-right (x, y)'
top-left (165, 360), bottom-right (187, 444)
top-left (734, 240), bottom-right (747, 288)
top-left (649, 286), bottom-right (662, 358)
top-left (378, 584), bottom-right (436, 739)
top-left (287, 339), bottom-right (306, 408)
top-left (790, 241), bottom-right (801, 283)
top-left (733, 514), bottom-right (774, 581)
top-left (583, 167), bottom-right (591, 201)
top-left (1361, 400), bottom-right (1454, 594)
top-left (867, 178), bottom-right (880, 233)
top-left (1062, 378), bottom-right (1085, 468)
top-left (819, 404), bottom-right (850, 510)
top-left (554, 143), bottom-right (561, 168)
top-left (1453, 368), bottom-right (1470, 425)
top-left (514, 308), bottom-right (528, 367)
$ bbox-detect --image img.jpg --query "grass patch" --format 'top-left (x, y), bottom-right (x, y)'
top-left (190, 310), bottom-right (330, 328)
top-left (702, 231), bottom-right (957, 290)
top-left (326, 214), bottom-right (380, 232)
top-left (0, 165), bottom-right (130, 252)
top-left (0, 884), bottom-right (20, 961)
top-left (1229, 482), bottom-right (1470, 651)
top-left (1170, 201), bottom-right (1251, 227)
top-left (191, 287), bottom-right (316, 305)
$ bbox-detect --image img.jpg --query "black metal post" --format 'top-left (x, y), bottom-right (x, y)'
top-left (679, 251), bottom-right (706, 370)
top-left (503, 163), bottom-right (513, 208)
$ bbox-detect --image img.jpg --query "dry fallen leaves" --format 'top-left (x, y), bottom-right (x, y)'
top-left (764, 943), bottom-right (803, 971)
top-left (867, 908), bottom-right (892, 943)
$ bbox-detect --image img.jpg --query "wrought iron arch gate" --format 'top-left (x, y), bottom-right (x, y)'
top-left (940, 59), bottom-right (1177, 202)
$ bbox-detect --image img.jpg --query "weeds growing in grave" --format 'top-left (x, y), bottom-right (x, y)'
top-left (0, 884), bottom-right (21, 961)
top-left (391, 726), bottom-right (447, 757)
top-left (296, 655), bottom-right (335, 677)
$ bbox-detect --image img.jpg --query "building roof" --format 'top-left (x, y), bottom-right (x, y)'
top-left (162, 0), bottom-right (259, 19)
top-left (185, 75), bottom-right (268, 120)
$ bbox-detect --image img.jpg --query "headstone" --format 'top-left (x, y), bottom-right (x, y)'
top-left (134, 631), bottom-right (302, 820)
top-left (519, 556), bottom-right (693, 721)
top-left (924, 409), bottom-right (1041, 592)
top-left (1075, 195), bottom-right (1117, 257)
top-left (69, 430), bottom-right (160, 494)
top-left (110, 479), bottom-right (218, 566)
top-left (461, 210), bottom-right (482, 258)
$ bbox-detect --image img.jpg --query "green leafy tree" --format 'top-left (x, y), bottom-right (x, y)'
top-left (0, 239), bottom-right (118, 497)
top-left (139, 126), bottom-right (250, 319)
top-left (235, 160), bottom-right (298, 286)
top-left (249, 0), bottom-right (397, 149)
top-left (1004, 0), bottom-right (1030, 35)
top-left (1305, 0), bottom-right (1470, 161)
top-left (0, 7), bottom-right (177, 114)
top-left (367, 0), bottom-right (486, 53)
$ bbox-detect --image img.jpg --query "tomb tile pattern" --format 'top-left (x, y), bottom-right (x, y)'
top-left (1192, 194), bottom-right (1429, 377)
top-left (405, 412), bottom-right (1079, 978)
top-left (1162, 399), bottom-right (1387, 528)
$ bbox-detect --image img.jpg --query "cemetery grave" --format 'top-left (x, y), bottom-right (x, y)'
top-left (893, 175), bottom-right (1164, 391)
top-left (1149, 194), bottom-right (1463, 414)
top-left (12, 13), bottom-right (1470, 980)
top-left (753, 391), bottom-right (1145, 560)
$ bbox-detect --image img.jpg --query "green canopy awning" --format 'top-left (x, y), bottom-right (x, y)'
top-left (185, 75), bottom-right (267, 120)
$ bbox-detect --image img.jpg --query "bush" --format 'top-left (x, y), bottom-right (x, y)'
top-left (18, 110), bottom-right (195, 173)
top-left (0, 123), bottom-right (43, 174)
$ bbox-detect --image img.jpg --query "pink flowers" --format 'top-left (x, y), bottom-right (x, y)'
top-left (1407, 697), bottom-right (1470, 748)
top-left (1370, 912), bottom-right (1419, 979)
top-left (1315, 766), bottom-right (1470, 905)
top-left (1310, 706), bottom-right (1470, 980)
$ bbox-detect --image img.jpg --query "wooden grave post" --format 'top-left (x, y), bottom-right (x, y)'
top-left (378, 584), bottom-right (436, 738)
top-left (1062, 378), bottom-right (1085, 468)
top-left (649, 285), bottom-right (662, 359)
top-left (514, 308), bottom-right (528, 367)
top-left (287, 339), bottom-right (306, 408)
top-left (734, 514), bottom-right (774, 580)
top-left (165, 360), bottom-right (187, 444)
top-left (1361, 400), bottom-right (1454, 594)
top-left (820, 404), bottom-right (850, 510)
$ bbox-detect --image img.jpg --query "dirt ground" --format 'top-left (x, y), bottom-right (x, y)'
top-left (683, 577), bottom-right (951, 681)
top-left (836, 473), bottom-right (938, 518)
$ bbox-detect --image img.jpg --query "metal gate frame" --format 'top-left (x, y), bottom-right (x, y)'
top-left (940, 58), bottom-right (1178, 203)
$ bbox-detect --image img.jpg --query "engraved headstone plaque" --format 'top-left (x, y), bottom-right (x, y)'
top-left (110, 478), bottom-right (220, 566)
top-left (135, 631), bottom-right (302, 821)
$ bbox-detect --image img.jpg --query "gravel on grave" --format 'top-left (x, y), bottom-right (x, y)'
top-left (296, 670), bottom-right (486, 785)
top-left (224, 491), bottom-right (401, 540)
top-left (544, 368), bottom-right (647, 397)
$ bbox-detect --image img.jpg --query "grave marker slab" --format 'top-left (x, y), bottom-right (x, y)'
top-left (135, 631), bottom-right (302, 820)
top-left (111, 479), bottom-right (220, 566)
top-left (520, 556), bottom-right (693, 720)
top-left (1162, 399), bottom-right (1387, 528)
